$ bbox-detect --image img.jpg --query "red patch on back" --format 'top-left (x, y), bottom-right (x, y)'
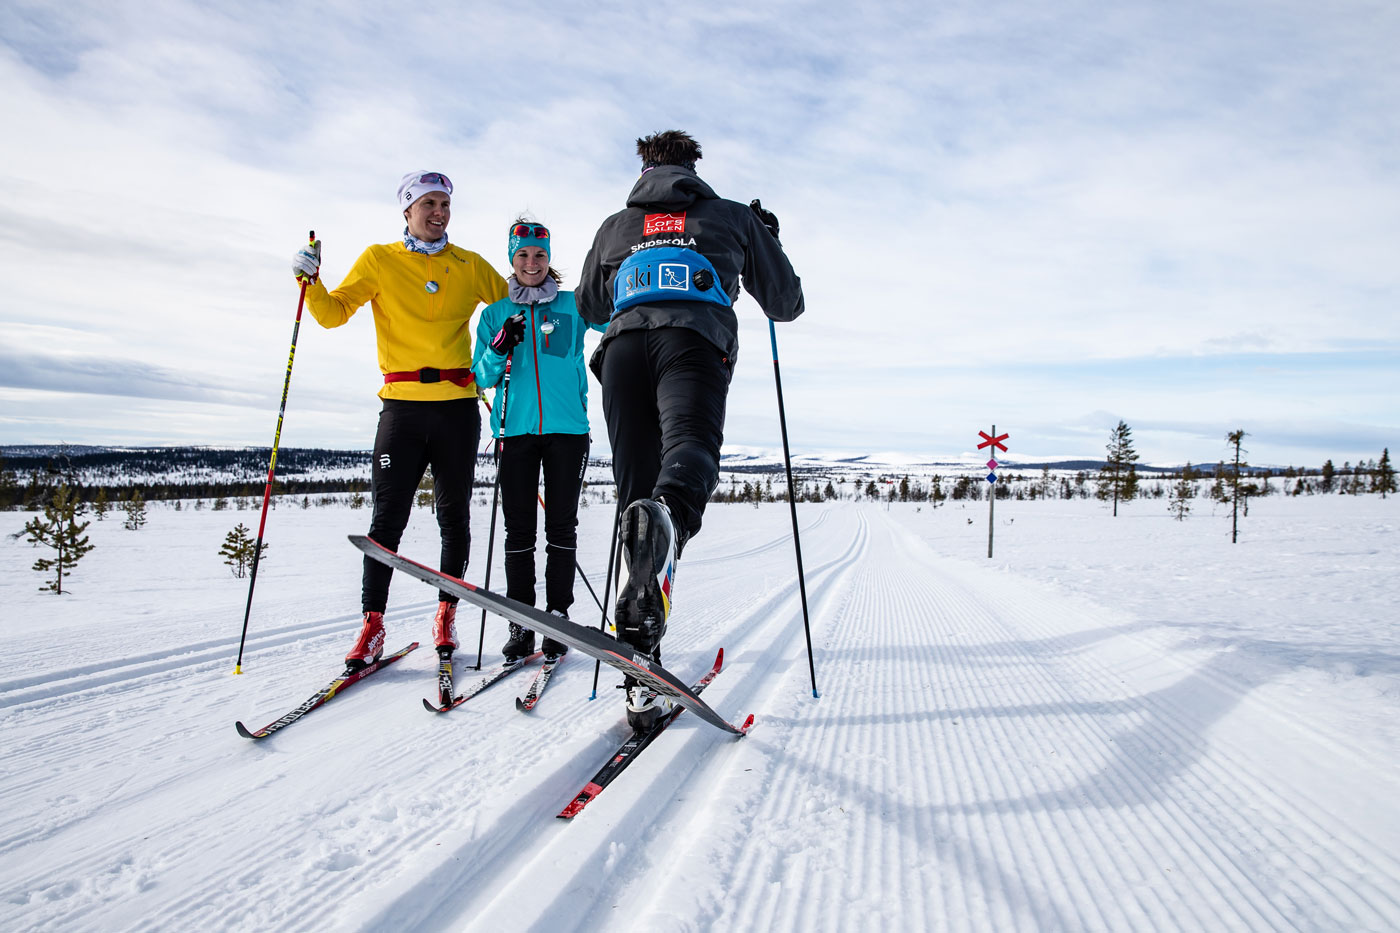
top-left (643, 212), bottom-right (687, 236)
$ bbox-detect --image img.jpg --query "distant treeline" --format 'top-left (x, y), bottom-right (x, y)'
top-left (1, 445), bottom-right (1386, 512)
top-left (3, 446), bottom-right (446, 510)
top-left (1, 445), bottom-right (367, 480)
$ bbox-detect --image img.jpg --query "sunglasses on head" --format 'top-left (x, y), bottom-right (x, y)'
top-left (419, 172), bottom-right (453, 193)
top-left (510, 223), bottom-right (549, 239)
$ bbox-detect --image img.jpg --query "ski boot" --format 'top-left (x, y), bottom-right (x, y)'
top-left (614, 497), bottom-right (682, 732)
top-left (624, 674), bottom-right (674, 733)
top-left (345, 610), bottom-right (385, 673)
top-left (501, 622), bottom-right (535, 664)
top-left (432, 600), bottom-right (458, 657)
top-left (541, 610), bottom-right (569, 659)
top-left (614, 497), bottom-right (680, 657)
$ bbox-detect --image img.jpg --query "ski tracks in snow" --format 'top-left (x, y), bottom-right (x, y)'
top-left (622, 507), bottom-right (1400, 932)
top-left (3, 504), bottom-right (1397, 931)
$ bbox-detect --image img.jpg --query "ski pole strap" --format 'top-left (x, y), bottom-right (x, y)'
top-left (384, 367), bottom-right (476, 388)
top-left (613, 247), bottom-right (731, 316)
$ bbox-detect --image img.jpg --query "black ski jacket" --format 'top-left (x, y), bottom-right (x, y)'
top-left (577, 166), bottom-right (804, 375)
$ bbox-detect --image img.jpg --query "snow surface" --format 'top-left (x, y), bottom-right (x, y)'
top-left (1, 494), bottom-right (1397, 931)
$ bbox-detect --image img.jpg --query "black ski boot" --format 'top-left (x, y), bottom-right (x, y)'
top-left (542, 610), bottom-right (569, 659)
top-left (614, 498), bottom-right (683, 732)
top-left (501, 622), bottom-right (535, 663)
top-left (614, 498), bottom-right (680, 657)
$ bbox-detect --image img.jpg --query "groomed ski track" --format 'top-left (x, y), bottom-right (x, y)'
top-left (1, 503), bottom-right (1397, 931)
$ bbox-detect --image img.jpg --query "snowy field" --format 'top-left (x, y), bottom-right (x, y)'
top-left (1, 493), bottom-right (1397, 931)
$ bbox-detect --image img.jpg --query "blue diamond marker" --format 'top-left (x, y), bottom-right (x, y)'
top-left (986, 472), bottom-right (997, 484)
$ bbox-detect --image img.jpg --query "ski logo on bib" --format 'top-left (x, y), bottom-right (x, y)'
top-left (659, 263), bottom-right (689, 290)
top-left (643, 212), bottom-right (686, 235)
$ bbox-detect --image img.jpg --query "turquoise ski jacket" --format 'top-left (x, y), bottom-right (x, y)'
top-left (472, 290), bottom-right (605, 437)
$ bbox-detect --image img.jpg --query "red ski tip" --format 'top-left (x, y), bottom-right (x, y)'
top-left (740, 714), bottom-right (755, 734)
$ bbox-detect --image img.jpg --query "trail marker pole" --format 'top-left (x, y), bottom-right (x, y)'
top-left (977, 426), bottom-right (1009, 559)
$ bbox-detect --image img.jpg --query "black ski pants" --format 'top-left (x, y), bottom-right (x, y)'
top-left (498, 432), bottom-right (590, 614)
top-left (600, 327), bottom-right (730, 543)
top-left (363, 397), bottom-right (480, 612)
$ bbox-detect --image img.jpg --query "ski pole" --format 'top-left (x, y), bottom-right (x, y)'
top-left (235, 230), bottom-right (316, 674)
top-left (474, 359), bottom-right (511, 670)
top-left (769, 319), bottom-right (819, 698)
top-left (589, 498), bottom-right (623, 700)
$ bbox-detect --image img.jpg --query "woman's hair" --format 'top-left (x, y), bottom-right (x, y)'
top-left (513, 214), bottom-right (564, 285)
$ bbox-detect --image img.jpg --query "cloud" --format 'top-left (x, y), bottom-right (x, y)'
top-left (1, 0), bottom-right (1398, 468)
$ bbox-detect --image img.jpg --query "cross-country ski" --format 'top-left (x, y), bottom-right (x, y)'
top-left (423, 651), bottom-right (542, 713)
top-left (235, 642), bottom-right (419, 739)
top-left (515, 654), bottom-right (564, 712)
top-left (558, 648), bottom-right (750, 819)
top-left (350, 534), bottom-right (752, 736)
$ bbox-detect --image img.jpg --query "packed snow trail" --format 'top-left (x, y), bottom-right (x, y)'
top-left (1, 502), bottom-right (1397, 931)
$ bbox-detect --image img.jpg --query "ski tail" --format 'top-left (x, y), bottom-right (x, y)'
top-left (516, 654), bottom-right (564, 712)
top-left (558, 648), bottom-right (750, 819)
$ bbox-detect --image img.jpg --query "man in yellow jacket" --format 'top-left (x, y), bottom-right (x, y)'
top-left (292, 171), bottom-right (507, 670)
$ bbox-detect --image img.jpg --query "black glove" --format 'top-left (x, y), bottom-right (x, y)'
top-left (490, 313), bottom-right (526, 355)
top-left (749, 199), bottom-right (780, 241)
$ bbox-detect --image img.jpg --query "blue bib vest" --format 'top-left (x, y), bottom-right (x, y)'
top-left (613, 247), bottom-right (732, 316)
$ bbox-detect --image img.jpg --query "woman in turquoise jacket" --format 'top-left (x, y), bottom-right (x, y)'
top-left (473, 220), bottom-right (606, 661)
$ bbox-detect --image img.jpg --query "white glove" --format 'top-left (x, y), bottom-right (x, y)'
top-left (293, 237), bottom-right (321, 283)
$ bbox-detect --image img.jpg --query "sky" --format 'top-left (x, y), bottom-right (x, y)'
top-left (1, 0), bottom-right (1397, 468)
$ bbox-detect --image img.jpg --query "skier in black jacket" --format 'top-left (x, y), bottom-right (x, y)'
top-left (578, 130), bottom-right (804, 730)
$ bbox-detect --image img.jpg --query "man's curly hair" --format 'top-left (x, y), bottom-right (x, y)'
top-left (636, 130), bottom-right (702, 170)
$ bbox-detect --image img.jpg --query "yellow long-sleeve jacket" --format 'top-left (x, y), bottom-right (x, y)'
top-left (306, 241), bottom-right (508, 400)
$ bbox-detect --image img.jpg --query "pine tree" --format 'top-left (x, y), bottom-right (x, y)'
top-left (1348, 464), bottom-right (1364, 495)
top-left (1225, 430), bottom-right (1248, 543)
top-left (22, 484), bottom-right (94, 594)
top-left (1168, 463), bottom-right (1196, 521)
top-left (123, 489), bottom-right (148, 530)
top-left (220, 522), bottom-right (268, 578)
top-left (1096, 420), bottom-right (1139, 516)
top-left (93, 487), bottom-right (110, 521)
top-left (1375, 448), bottom-right (1397, 499)
top-left (1320, 459), bottom-right (1335, 493)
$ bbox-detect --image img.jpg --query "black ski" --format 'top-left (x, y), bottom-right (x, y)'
top-left (516, 654), bottom-right (565, 712)
top-left (235, 642), bottom-right (419, 739)
top-left (558, 648), bottom-right (751, 819)
top-left (350, 534), bottom-right (750, 735)
top-left (424, 651), bottom-right (542, 713)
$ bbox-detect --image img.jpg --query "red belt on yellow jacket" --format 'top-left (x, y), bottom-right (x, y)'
top-left (383, 367), bottom-right (475, 388)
